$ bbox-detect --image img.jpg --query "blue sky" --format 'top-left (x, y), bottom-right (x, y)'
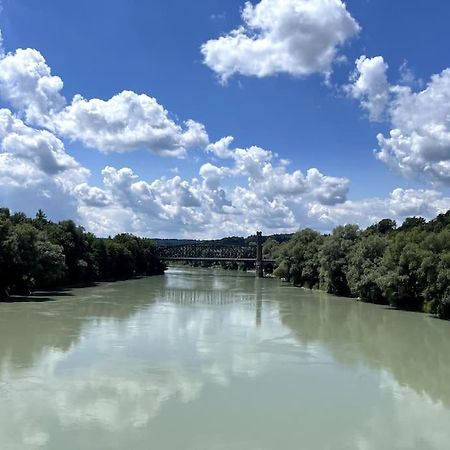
top-left (0, 0), bottom-right (450, 238)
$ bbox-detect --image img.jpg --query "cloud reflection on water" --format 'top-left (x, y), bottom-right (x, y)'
top-left (0, 268), bottom-right (449, 449)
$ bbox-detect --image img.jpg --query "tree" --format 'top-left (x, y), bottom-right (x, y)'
top-left (376, 230), bottom-right (428, 310)
top-left (399, 216), bottom-right (426, 231)
top-left (347, 234), bottom-right (387, 303)
top-left (366, 218), bottom-right (396, 235)
top-left (0, 208), bottom-right (165, 299)
top-left (275, 229), bottom-right (324, 288)
top-left (319, 225), bottom-right (360, 296)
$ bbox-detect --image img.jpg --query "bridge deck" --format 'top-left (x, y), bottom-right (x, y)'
top-left (161, 257), bottom-right (275, 263)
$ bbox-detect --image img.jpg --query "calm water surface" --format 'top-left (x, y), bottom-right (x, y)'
top-left (1, 268), bottom-right (450, 450)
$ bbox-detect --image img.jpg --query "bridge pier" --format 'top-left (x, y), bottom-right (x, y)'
top-left (256, 231), bottom-right (264, 278)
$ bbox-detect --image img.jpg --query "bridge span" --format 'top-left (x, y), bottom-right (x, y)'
top-left (159, 232), bottom-right (274, 278)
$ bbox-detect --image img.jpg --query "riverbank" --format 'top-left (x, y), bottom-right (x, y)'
top-left (269, 213), bottom-right (450, 320)
top-left (0, 208), bottom-right (165, 300)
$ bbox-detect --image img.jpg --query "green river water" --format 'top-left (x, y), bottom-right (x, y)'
top-left (0, 267), bottom-right (449, 450)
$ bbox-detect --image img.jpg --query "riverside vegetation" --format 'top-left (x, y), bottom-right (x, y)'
top-left (2, 207), bottom-right (450, 320)
top-left (266, 211), bottom-right (450, 320)
top-left (0, 208), bottom-right (165, 298)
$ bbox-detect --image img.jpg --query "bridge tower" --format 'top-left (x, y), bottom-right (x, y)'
top-left (255, 231), bottom-right (264, 278)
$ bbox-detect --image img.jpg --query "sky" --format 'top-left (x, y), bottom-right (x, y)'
top-left (0, 0), bottom-right (450, 238)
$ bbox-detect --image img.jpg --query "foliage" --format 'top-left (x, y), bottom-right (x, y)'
top-left (319, 225), bottom-right (360, 296)
top-left (274, 229), bottom-right (323, 288)
top-left (274, 216), bottom-right (450, 319)
top-left (0, 208), bottom-right (165, 298)
top-left (347, 233), bottom-right (387, 303)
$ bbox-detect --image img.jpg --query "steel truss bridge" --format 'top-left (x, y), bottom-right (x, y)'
top-left (158, 232), bottom-right (275, 277)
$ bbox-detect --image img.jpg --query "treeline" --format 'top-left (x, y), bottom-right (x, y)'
top-left (266, 212), bottom-right (450, 320)
top-left (154, 233), bottom-right (292, 248)
top-left (158, 233), bottom-right (290, 271)
top-left (0, 208), bottom-right (165, 298)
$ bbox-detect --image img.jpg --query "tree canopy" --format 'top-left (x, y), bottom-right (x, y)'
top-left (0, 208), bottom-right (165, 298)
top-left (266, 213), bottom-right (450, 320)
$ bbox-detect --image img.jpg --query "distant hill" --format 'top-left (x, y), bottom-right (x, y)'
top-left (152, 233), bottom-right (294, 247)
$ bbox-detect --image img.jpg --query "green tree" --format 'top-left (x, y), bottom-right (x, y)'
top-left (377, 230), bottom-right (428, 310)
top-left (274, 229), bottom-right (324, 288)
top-left (347, 234), bottom-right (387, 303)
top-left (0, 208), bottom-right (165, 299)
top-left (319, 225), bottom-right (360, 296)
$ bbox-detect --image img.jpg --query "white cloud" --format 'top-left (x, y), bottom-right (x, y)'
top-left (0, 48), bottom-right (65, 126)
top-left (206, 136), bottom-right (235, 158)
top-left (206, 142), bottom-right (350, 205)
top-left (0, 47), bottom-right (209, 157)
top-left (73, 141), bottom-right (351, 238)
top-left (231, 186), bottom-right (297, 230)
top-left (0, 31), bottom-right (449, 237)
top-left (0, 109), bottom-right (88, 186)
top-left (376, 69), bottom-right (450, 184)
top-left (52, 91), bottom-right (209, 157)
top-left (199, 162), bottom-right (231, 190)
top-left (0, 37), bottom-right (352, 237)
top-left (0, 108), bottom-right (446, 237)
top-left (0, 109), bottom-right (82, 177)
top-left (201, 0), bottom-right (360, 82)
top-left (347, 55), bottom-right (390, 121)
top-left (0, 109), bottom-right (89, 219)
top-left (307, 188), bottom-right (450, 229)
top-left (349, 57), bottom-right (450, 185)
top-left (304, 168), bottom-right (349, 205)
top-left (73, 183), bottom-right (112, 207)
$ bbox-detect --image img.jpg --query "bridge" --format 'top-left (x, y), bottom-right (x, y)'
top-left (158, 232), bottom-right (275, 278)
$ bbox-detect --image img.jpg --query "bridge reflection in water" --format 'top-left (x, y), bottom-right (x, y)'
top-left (158, 271), bottom-right (264, 327)
top-left (160, 288), bottom-right (264, 328)
top-left (160, 289), bottom-right (255, 305)
top-left (158, 232), bottom-right (275, 278)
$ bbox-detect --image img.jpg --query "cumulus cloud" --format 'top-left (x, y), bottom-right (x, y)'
top-left (199, 162), bottom-right (231, 190)
top-left (376, 69), bottom-right (450, 184)
top-left (304, 168), bottom-right (349, 205)
top-left (202, 141), bottom-right (350, 205)
top-left (0, 108), bottom-right (89, 219)
top-left (73, 140), bottom-right (352, 238)
top-left (206, 136), bottom-right (235, 158)
top-left (0, 109), bottom-right (87, 186)
top-left (0, 109), bottom-right (82, 177)
top-left (347, 55), bottom-right (390, 121)
top-left (0, 106), bottom-right (446, 237)
top-left (201, 0), bottom-right (360, 82)
top-left (78, 166), bottom-right (219, 237)
top-left (73, 183), bottom-right (112, 208)
top-left (0, 48), bottom-right (65, 126)
top-left (53, 92), bottom-right (209, 156)
top-left (0, 36), bottom-right (352, 237)
top-left (230, 186), bottom-right (297, 230)
top-left (0, 47), bottom-right (209, 156)
top-left (307, 188), bottom-right (450, 229)
top-left (1, 29), bottom-right (449, 237)
top-left (349, 57), bottom-right (450, 185)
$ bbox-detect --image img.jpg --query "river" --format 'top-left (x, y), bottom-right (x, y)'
top-left (0, 267), bottom-right (449, 450)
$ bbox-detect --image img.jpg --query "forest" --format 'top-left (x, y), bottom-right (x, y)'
top-left (0, 208), bottom-right (165, 299)
top-left (266, 211), bottom-right (450, 320)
